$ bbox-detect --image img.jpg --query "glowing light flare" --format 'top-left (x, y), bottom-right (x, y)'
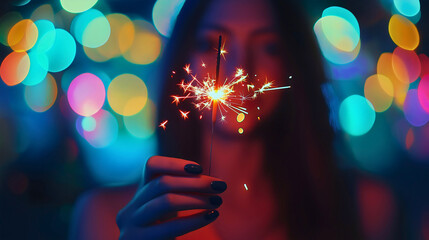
top-left (7, 19), bottom-right (38, 52)
top-left (388, 14), bottom-right (419, 51)
top-left (364, 74), bottom-right (394, 112)
top-left (67, 73), bottom-right (106, 116)
top-left (339, 95), bottom-right (376, 136)
top-left (0, 51), bottom-right (30, 86)
top-left (392, 47), bottom-right (421, 83)
top-left (159, 120), bottom-right (168, 130)
top-left (244, 184), bottom-right (248, 191)
top-left (107, 74), bottom-right (148, 116)
top-left (24, 73), bottom-right (57, 112)
top-left (180, 110), bottom-right (190, 119)
top-left (172, 64), bottom-right (289, 122)
top-left (403, 89), bottom-right (429, 127)
top-left (238, 128), bottom-right (244, 134)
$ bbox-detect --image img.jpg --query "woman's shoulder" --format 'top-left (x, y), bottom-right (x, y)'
top-left (69, 185), bottom-right (137, 240)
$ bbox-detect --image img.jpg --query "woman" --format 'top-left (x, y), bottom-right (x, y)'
top-left (72, 0), bottom-right (397, 239)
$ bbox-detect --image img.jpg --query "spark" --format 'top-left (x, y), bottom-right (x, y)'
top-left (159, 120), bottom-right (168, 130)
top-left (184, 64), bottom-right (191, 74)
top-left (179, 110), bottom-right (190, 119)
top-left (244, 184), bottom-right (249, 191)
top-left (255, 81), bottom-right (291, 94)
top-left (201, 61), bottom-right (206, 68)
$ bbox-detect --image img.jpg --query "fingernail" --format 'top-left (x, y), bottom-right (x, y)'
top-left (209, 196), bottom-right (223, 207)
top-left (184, 164), bottom-right (203, 174)
top-left (211, 181), bottom-right (227, 192)
top-left (205, 210), bottom-right (219, 221)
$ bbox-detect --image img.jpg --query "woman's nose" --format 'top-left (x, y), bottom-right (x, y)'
top-left (223, 42), bottom-right (254, 78)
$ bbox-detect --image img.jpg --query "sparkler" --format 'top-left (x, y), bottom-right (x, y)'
top-left (166, 35), bottom-right (291, 176)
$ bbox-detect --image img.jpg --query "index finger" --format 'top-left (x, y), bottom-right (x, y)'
top-left (143, 156), bottom-right (203, 185)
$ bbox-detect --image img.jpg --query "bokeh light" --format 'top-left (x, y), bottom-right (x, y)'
top-left (60, 0), bottom-right (98, 13)
top-left (0, 51), bottom-right (30, 86)
top-left (392, 47), bottom-right (421, 83)
top-left (393, 0), bottom-right (420, 18)
top-left (32, 19), bottom-right (55, 53)
top-left (364, 74), bottom-right (394, 112)
top-left (339, 95), bottom-right (376, 136)
top-left (124, 100), bottom-right (156, 139)
top-left (377, 53), bottom-right (409, 108)
top-left (314, 7), bottom-right (361, 65)
top-left (418, 75), bottom-right (429, 113)
top-left (40, 28), bottom-right (76, 72)
top-left (107, 74), bottom-right (148, 116)
top-left (82, 116), bottom-right (96, 132)
top-left (403, 89), bottom-right (429, 127)
top-left (84, 13), bottom-right (134, 62)
top-left (67, 73), bottom-right (106, 116)
top-left (0, 12), bottom-right (23, 46)
top-left (82, 109), bottom-right (118, 148)
top-left (7, 19), bottom-right (38, 52)
top-left (24, 73), bottom-right (57, 112)
top-left (21, 50), bottom-right (48, 86)
top-left (388, 14), bottom-right (419, 51)
top-left (152, 0), bottom-right (186, 37)
top-left (30, 4), bottom-right (55, 22)
top-left (71, 9), bottom-right (110, 48)
top-left (237, 113), bottom-right (245, 123)
top-left (122, 20), bottom-right (161, 65)
top-left (321, 7), bottom-right (360, 52)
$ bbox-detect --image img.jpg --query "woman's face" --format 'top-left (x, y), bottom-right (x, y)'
top-left (190, 0), bottom-right (289, 135)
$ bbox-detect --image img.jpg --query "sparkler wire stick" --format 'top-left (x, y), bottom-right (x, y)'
top-left (209, 35), bottom-right (222, 176)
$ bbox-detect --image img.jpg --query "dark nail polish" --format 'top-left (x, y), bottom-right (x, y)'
top-left (211, 181), bottom-right (227, 192)
top-left (204, 210), bottom-right (219, 221)
top-left (209, 196), bottom-right (223, 207)
top-left (184, 164), bottom-right (202, 174)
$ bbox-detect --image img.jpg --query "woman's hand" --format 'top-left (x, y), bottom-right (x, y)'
top-left (116, 156), bottom-right (227, 240)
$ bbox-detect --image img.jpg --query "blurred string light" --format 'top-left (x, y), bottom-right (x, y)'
top-left (152, 0), bottom-right (186, 37)
top-left (124, 100), bottom-right (156, 139)
top-left (314, 6), bottom-right (361, 65)
top-left (0, 51), bottom-right (30, 86)
top-left (30, 4), bottom-right (55, 22)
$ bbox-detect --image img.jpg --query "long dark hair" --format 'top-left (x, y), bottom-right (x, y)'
top-left (157, 0), bottom-right (362, 239)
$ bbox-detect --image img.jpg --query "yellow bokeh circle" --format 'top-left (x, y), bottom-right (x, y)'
top-left (107, 74), bottom-right (148, 116)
